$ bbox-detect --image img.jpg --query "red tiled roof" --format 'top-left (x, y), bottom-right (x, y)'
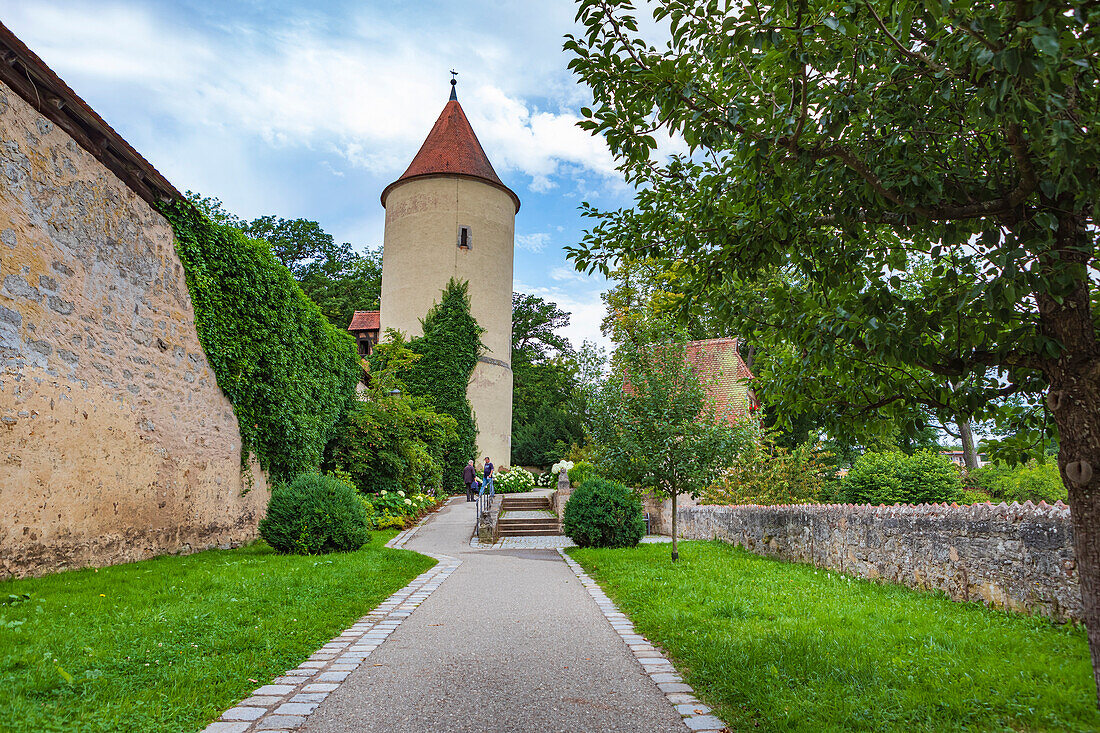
top-left (685, 337), bottom-right (754, 381)
top-left (684, 337), bottom-right (757, 421)
top-left (348, 311), bottom-right (380, 331)
top-left (622, 337), bottom-right (757, 424)
top-left (380, 93), bottom-right (520, 212)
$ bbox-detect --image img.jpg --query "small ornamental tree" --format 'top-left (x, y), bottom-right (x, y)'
top-left (589, 314), bottom-right (754, 561)
top-left (401, 279), bottom-right (483, 493)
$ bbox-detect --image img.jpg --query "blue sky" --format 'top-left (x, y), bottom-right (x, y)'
top-left (0, 0), bottom-right (642, 349)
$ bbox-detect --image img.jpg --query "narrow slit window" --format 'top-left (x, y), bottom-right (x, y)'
top-left (458, 225), bottom-right (471, 250)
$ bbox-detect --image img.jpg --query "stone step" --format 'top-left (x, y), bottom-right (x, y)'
top-left (499, 523), bottom-right (560, 531)
top-left (498, 528), bottom-right (563, 536)
top-left (501, 501), bottom-right (551, 510)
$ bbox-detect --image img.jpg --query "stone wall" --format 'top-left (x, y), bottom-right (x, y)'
top-left (0, 81), bottom-right (268, 578)
top-left (678, 502), bottom-right (1079, 621)
top-left (644, 493), bottom-right (702, 535)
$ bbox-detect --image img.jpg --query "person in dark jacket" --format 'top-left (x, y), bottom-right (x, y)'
top-left (463, 460), bottom-right (476, 501)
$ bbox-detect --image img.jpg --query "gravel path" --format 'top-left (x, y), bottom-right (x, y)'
top-left (301, 499), bottom-right (690, 733)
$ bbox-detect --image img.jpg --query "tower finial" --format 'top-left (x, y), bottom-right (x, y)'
top-left (449, 69), bottom-right (458, 101)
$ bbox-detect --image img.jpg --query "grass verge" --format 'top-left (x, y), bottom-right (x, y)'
top-left (568, 540), bottom-right (1099, 732)
top-left (0, 531), bottom-right (434, 733)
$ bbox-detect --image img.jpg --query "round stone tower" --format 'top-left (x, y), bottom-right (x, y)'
top-left (379, 78), bottom-right (519, 466)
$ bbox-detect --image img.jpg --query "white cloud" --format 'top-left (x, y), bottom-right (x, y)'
top-left (515, 277), bottom-right (611, 354)
top-left (550, 266), bottom-right (587, 283)
top-left (516, 232), bottom-right (550, 253)
top-left (1, 1), bottom-right (623, 191)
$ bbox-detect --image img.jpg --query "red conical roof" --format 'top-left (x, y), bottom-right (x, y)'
top-left (381, 88), bottom-right (520, 212)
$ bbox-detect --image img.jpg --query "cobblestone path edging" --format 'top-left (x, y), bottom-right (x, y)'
top-left (202, 520), bottom-right (460, 733)
top-left (557, 549), bottom-right (728, 733)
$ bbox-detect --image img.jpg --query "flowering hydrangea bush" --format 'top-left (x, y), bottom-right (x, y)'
top-left (495, 467), bottom-right (536, 493)
top-left (361, 489), bottom-right (443, 530)
top-left (551, 460), bottom-right (575, 475)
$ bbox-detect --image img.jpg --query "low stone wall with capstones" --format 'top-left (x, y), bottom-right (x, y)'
top-left (678, 501), bottom-right (1079, 621)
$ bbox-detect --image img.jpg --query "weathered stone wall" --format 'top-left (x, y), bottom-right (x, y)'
top-left (0, 81), bottom-right (269, 578)
top-left (679, 502), bottom-right (1079, 621)
top-left (644, 492), bottom-right (702, 535)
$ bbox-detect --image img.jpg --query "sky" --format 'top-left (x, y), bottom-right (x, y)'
top-left (0, 0), bottom-right (639, 350)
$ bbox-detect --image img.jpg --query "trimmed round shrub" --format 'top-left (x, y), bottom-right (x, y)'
top-left (495, 467), bottom-right (536, 493)
top-left (563, 477), bottom-right (645, 548)
top-left (259, 473), bottom-right (370, 554)
top-left (841, 450), bottom-right (963, 505)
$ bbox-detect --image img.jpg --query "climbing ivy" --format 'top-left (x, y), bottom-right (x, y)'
top-left (376, 279), bottom-right (482, 493)
top-left (159, 200), bottom-right (361, 480)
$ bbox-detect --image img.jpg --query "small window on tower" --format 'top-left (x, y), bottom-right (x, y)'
top-left (458, 225), bottom-right (472, 250)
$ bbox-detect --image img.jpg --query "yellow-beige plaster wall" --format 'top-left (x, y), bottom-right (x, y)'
top-left (0, 81), bottom-right (268, 578)
top-left (380, 175), bottom-right (514, 465)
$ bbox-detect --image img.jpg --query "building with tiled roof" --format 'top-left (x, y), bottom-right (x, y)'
top-left (377, 77), bottom-right (518, 464)
top-left (684, 337), bottom-right (757, 422)
top-left (347, 310), bottom-right (381, 356)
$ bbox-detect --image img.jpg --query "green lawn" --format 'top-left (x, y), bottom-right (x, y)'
top-left (568, 540), bottom-right (1100, 733)
top-left (0, 531), bottom-right (434, 733)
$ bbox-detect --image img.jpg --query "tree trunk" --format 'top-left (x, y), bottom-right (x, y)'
top-left (671, 491), bottom-right (679, 562)
top-left (1049, 361), bottom-right (1100, 704)
top-left (1039, 205), bottom-right (1100, 704)
top-left (958, 418), bottom-right (979, 472)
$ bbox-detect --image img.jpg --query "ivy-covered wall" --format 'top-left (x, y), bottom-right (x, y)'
top-left (159, 201), bottom-right (361, 480)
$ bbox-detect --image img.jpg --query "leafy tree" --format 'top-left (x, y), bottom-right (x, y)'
top-left (298, 248), bottom-right (382, 330)
top-left (395, 279), bottom-right (482, 493)
top-left (324, 335), bottom-right (457, 496)
top-left (512, 292), bottom-right (573, 360)
top-left (588, 313), bottom-right (755, 561)
top-left (566, 0), bottom-right (1100, 684)
top-left (184, 191), bottom-right (382, 329)
top-left (511, 293), bottom-right (585, 466)
top-left (243, 215), bottom-right (339, 278)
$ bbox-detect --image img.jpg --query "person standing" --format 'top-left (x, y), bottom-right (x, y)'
top-left (482, 457), bottom-right (495, 499)
top-left (463, 460), bottom-right (476, 502)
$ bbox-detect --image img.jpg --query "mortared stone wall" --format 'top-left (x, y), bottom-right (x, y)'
top-left (678, 501), bottom-right (1079, 621)
top-left (0, 81), bottom-right (268, 578)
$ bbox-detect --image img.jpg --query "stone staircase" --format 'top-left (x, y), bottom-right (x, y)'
top-left (497, 494), bottom-right (561, 537)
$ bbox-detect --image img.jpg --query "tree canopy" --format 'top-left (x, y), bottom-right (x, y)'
top-left (184, 192), bottom-right (381, 330)
top-left (510, 292), bottom-right (585, 466)
top-left (565, 0), bottom-right (1100, 695)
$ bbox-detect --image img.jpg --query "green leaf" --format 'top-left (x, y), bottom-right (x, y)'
top-left (1032, 29), bottom-right (1060, 58)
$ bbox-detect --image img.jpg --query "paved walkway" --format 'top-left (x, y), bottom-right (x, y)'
top-left (301, 498), bottom-right (691, 733)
